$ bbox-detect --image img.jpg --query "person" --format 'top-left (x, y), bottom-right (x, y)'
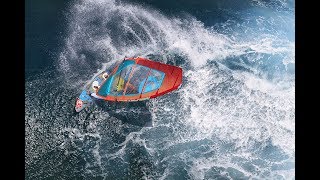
top-left (92, 81), bottom-right (100, 92)
top-left (91, 92), bottom-right (104, 99)
top-left (90, 81), bottom-right (104, 99)
top-left (102, 72), bottom-right (109, 80)
top-left (89, 72), bottom-right (109, 99)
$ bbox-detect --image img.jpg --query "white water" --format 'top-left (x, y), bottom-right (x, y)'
top-left (26, 0), bottom-right (295, 179)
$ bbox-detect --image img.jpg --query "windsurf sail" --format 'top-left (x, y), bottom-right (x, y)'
top-left (96, 57), bottom-right (182, 102)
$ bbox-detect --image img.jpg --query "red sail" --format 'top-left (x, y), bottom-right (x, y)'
top-left (96, 57), bottom-right (183, 102)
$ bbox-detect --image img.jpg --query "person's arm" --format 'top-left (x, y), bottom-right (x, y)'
top-left (90, 93), bottom-right (104, 99)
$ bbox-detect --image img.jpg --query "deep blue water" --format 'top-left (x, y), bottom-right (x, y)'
top-left (25, 0), bottom-right (69, 77)
top-left (26, 0), bottom-right (295, 179)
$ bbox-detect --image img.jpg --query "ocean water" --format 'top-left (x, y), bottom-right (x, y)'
top-left (25, 0), bottom-right (295, 179)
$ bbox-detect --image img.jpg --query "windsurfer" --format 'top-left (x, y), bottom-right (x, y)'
top-left (90, 81), bottom-right (104, 99)
top-left (92, 81), bottom-right (100, 92)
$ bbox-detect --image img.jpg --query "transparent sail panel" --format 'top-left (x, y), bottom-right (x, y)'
top-left (109, 64), bottom-right (133, 96)
top-left (124, 65), bottom-right (165, 96)
top-left (124, 65), bottom-right (150, 95)
top-left (98, 63), bottom-right (166, 98)
top-left (140, 69), bottom-right (165, 93)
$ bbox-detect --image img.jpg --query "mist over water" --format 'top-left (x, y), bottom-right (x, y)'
top-left (26, 0), bottom-right (294, 179)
